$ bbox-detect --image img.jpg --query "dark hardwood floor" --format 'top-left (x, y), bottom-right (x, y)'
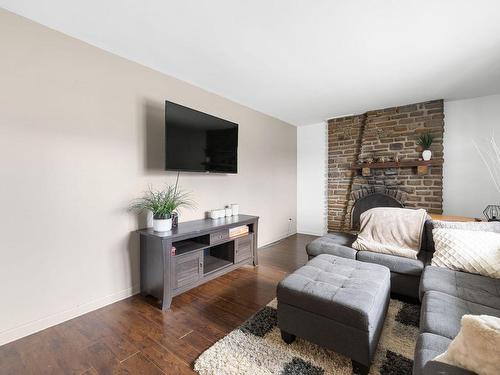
top-left (0, 234), bottom-right (316, 375)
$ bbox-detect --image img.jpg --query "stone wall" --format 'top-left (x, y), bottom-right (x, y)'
top-left (327, 100), bottom-right (444, 231)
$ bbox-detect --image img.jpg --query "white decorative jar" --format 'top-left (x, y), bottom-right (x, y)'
top-left (422, 150), bottom-right (432, 161)
top-left (153, 217), bottom-right (172, 232)
top-left (231, 204), bottom-right (239, 216)
top-left (225, 207), bottom-right (232, 217)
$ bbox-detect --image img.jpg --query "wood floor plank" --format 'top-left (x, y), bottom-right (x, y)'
top-left (80, 367), bottom-right (99, 375)
top-left (115, 352), bottom-right (165, 375)
top-left (84, 341), bottom-right (122, 375)
top-left (15, 330), bottom-right (68, 375)
top-left (0, 234), bottom-right (316, 374)
top-left (139, 337), bottom-right (195, 375)
top-left (99, 301), bottom-right (202, 366)
top-left (45, 329), bottom-right (93, 374)
top-left (100, 334), bottom-right (139, 363)
top-left (0, 343), bottom-right (27, 375)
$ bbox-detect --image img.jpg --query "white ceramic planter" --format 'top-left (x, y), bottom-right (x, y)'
top-left (422, 150), bottom-right (432, 161)
top-left (153, 218), bottom-right (172, 232)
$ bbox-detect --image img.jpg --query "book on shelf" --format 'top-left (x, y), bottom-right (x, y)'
top-left (229, 225), bottom-right (249, 238)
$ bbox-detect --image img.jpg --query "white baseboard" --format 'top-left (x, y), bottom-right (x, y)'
top-left (0, 285), bottom-right (140, 346)
top-left (259, 231), bottom-right (298, 248)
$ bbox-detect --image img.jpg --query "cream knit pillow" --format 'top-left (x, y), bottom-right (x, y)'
top-left (434, 314), bottom-right (500, 375)
top-left (433, 220), bottom-right (500, 233)
top-left (431, 228), bottom-right (500, 278)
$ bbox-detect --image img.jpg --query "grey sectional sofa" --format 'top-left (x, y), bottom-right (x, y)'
top-left (306, 220), bottom-right (435, 299)
top-left (414, 266), bottom-right (500, 375)
top-left (306, 222), bottom-right (500, 375)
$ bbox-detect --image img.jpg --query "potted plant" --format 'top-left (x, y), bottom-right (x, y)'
top-left (417, 133), bottom-right (434, 161)
top-left (130, 185), bottom-right (194, 232)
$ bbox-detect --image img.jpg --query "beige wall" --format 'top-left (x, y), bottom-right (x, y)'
top-left (443, 95), bottom-right (500, 218)
top-left (0, 9), bottom-right (297, 345)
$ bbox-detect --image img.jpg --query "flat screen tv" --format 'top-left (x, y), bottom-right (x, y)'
top-left (165, 101), bottom-right (238, 173)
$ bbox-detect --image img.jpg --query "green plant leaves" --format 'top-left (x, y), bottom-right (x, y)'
top-left (129, 184), bottom-right (196, 218)
top-left (417, 133), bottom-right (433, 150)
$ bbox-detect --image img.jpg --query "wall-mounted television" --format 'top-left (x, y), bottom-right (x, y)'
top-left (165, 101), bottom-right (238, 173)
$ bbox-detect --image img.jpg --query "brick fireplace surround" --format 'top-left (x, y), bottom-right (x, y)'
top-left (328, 100), bottom-right (444, 231)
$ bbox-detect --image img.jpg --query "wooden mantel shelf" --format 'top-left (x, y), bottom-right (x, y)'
top-left (350, 159), bottom-right (443, 170)
top-left (350, 159), bottom-right (443, 176)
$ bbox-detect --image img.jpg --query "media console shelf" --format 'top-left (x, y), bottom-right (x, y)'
top-left (139, 214), bottom-right (259, 310)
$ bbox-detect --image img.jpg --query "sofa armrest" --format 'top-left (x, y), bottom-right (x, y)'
top-left (306, 234), bottom-right (357, 260)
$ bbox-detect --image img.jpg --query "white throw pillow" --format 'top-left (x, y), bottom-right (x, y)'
top-left (433, 220), bottom-right (500, 233)
top-left (434, 314), bottom-right (500, 375)
top-left (431, 228), bottom-right (500, 278)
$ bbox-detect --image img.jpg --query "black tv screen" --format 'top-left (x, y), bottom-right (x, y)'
top-left (165, 101), bottom-right (238, 173)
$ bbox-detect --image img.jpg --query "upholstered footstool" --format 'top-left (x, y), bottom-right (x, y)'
top-left (277, 254), bottom-right (390, 375)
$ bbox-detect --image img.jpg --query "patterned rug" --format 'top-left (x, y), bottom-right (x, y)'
top-left (194, 298), bottom-right (420, 375)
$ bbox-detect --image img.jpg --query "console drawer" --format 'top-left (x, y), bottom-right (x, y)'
top-left (235, 234), bottom-right (253, 263)
top-left (210, 229), bottom-right (229, 245)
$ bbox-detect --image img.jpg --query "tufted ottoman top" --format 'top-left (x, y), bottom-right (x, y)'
top-left (277, 254), bottom-right (390, 331)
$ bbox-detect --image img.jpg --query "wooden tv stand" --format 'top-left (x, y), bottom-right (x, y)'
top-left (139, 214), bottom-right (259, 310)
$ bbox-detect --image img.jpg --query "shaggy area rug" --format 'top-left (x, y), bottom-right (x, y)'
top-left (194, 298), bottom-right (420, 375)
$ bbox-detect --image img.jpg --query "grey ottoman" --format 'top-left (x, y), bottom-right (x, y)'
top-left (277, 254), bottom-right (390, 375)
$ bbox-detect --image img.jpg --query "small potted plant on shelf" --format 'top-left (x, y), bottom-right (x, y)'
top-left (130, 185), bottom-right (194, 232)
top-left (417, 133), bottom-right (434, 161)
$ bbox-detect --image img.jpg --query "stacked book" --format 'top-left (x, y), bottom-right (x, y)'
top-left (229, 225), bottom-right (249, 238)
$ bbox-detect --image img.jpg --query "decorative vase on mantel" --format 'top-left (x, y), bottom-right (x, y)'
top-left (422, 149), bottom-right (432, 161)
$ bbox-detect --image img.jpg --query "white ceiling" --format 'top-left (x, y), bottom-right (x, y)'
top-left (2, 1), bottom-right (500, 126)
